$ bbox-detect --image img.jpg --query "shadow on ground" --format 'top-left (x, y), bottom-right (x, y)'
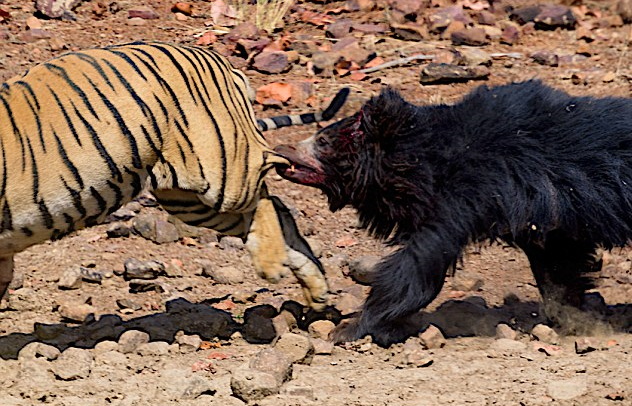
top-left (1, 295), bottom-right (630, 360)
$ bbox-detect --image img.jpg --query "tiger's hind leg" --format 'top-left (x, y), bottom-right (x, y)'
top-left (246, 194), bottom-right (329, 311)
top-left (0, 255), bottom-right (15, 302)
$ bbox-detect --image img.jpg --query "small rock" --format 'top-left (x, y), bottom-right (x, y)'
top-left (575, 337), bottom-right (599, 354)
top-left (272, 310), bottom-right (297, 337)
top-left (534, 5), bottom-right (576, 30)
top-left (52, 348), bottom-right (93, 380)
top-left (347, 255), bottom-right (379, 285)
top-left (501, 25), bottom-right (520, 45)
top-left (326, 19), bottom-right (353, 38)
top-left (132, 214), bottom-right (157, 239)
top-left (137, 341), bottom-right (170, 356)
top-left (428, 6), bottom-right (471, 33)
top-left (458, 48), bottom-right (491, 67)
top-left (58, 303), bottom-right (96, 323)
top-left (531, 324), bottom-right (559, 344)
top-left (58, 265), bottom-right (83, 289)
top-left (602, 71), bottom-right (616, 83)
top-left (123, 258), bottom-right (165, 280)
top-left (218, 236), bottom-right (245, 251)
top-left (495, 323), bottom-right (517, 340)
top-left (531, 51), bottom-right (559, 67)
top-left (18, 342), bottom-right (61, 361)
top-left (308, 320), bottom-right (335, 339)
top-left (510, 6), bottom-right (542, 25)
top-left (164, 259), bottom-right (185, 278)
top-left (26, 16), bottom-right (43, 30)
top-left (128, 5), bottom-right (159, 19)
top-left (533, 341), bottom-right (563, 356)
top-left (419, 325), bottom-right (446, 349)
top-left (451, 28), bottom-right (489, 46)
top-left (171, 2), bottom-right (193, 16)
top-left (618, 0), bottom-right (632, 23)
top-left (106, 222), bottom-right (131, 238)
top-left (204, 265), bottom-right (244, 285)
top-left (249, 348), bottom-right (292, 384)
top-left (311, 338), bottom-right (334, 355)
top-left (274, 333), bottom-right (314, 364)
top-left (35, 0), bottom-right (81, 19)
top-left (108, 207), bottom-right (137, 222)
top-left (477, 10), bottom-right (496, 25)
top-left (182, 376), bottom-right (215, 400)
top-left (403, 350), bottom-right (434, 367)
top-left (242, 306), bottom-right (277, 344)
top-left (94, 341), bottom-right (119, 354)
top-left (331, 37), bottom-right (371, 64)
top-left (118, 330), bottom-right (150, 354)
top-left (231, 365), bottom-right (280, 402)
top-left (420, 63), bottom-right (489, 84)
top-left (154, 219), bottom-right (180, 243)
top-left (177, 333), bottom-right (202, 353)
top-left (253, 51), bottom-right (290, 74)
top-left (547, 377), bottom-right (587, 400)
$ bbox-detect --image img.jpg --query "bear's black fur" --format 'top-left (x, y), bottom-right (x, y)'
top-left (275, 80), bottom-right (632, 346)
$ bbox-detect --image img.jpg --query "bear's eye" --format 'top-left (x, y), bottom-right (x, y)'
top-left (316, 137), bottom-right (329, 147)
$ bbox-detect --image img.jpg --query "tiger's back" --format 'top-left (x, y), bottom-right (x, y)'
top-left (0, 42), bottom-right (278, 253)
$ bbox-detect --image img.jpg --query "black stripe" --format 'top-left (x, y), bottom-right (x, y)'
top-left (45, 63), bottom-right (100, 120)
top-left (299, 113), bottom-right (317, 124)
top-left (0, 93), bottom-right (26, 171)
top-left (23, 95), bottom-right (46, 153)
top-left (257, 120), bottom-right (268, 131)
top-left (63, 213), bottom-right (75, 234)
top-left (38, 200), bottom-right (54, 229)
top-left (26, 138), bottom-right (39, 203)
top-left (167, 162), bottom-right (179, 188)
top-left (48, 87), bottom-right (82, 146)
top-left (154, 94), bottom-right (169, 131)
top-left (61, 178), bottom-right (87, 217)
top-left (215, 216), bottom-right (244, 234)
top-left (53, 128), bottom-right (84, 189)
top-left (75, 54), bottom-right (116, 92)
top-left (106, 180), bottom-right (124, 214)
top-left (147, 166), bottom-right (158, 190)
top-left (173, 119), bottom-right (194, 155)
top-left (271, 116), bottom-right (293, 127)
top-left (129, 51), bottom-right (188, 128)
top-left (108, 50), bottom-right (148, 80)
top-left (102, 59), bottom-right (163, 148)
top-left (21, 227), bottom-right (33, 237)
top-left (86, 77), bottom-right (142, 169)
top-left (85, 186), bottom-right (107, 227)
top-left (0, 138), bottom-right (7, 197)
top-left (140, 125), bottom-right (164, 162)
top-left (124, 167), bottom-right (142, 201)
top-left (70, 98), bottom-right (123, 183)
top-left (129, 46), bottom-right (159, 70)
top-left (151, 44), bottom-right (197, 106)
top-left (187, 211), bottom-right (220, 227)
top-left (1, 202), bottom-right (12, 232)
top-left (15, 81), bottom-right (40, 110)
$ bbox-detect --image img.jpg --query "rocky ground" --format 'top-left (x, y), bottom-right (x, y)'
top-left (1, 0), bottom-right (632, 404)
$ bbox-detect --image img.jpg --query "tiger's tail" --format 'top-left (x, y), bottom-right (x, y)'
top-left (257, 88), bottom-right (350, 132)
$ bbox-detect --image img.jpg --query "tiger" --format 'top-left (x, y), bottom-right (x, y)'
top-left (0, 41), bottom-right (347, 311)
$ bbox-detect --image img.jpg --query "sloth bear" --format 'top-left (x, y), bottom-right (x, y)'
top-left (274, 80), bottom-right (632, 346)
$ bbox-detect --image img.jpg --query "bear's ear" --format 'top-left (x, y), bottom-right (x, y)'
top-left (362, 87), bottom-right (415, 143)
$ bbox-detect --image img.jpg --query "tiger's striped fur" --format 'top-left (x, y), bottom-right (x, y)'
top-left (0, 41), bottom-right (331, 310)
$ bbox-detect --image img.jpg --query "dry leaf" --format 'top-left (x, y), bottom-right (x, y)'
top-left (256, 82), bottom-right (293, 104)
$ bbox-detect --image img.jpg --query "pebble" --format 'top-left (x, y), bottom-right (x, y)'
top-left (308, 320), bottom-right (335, 339)
top-left (116, 298), bottom-right (142, 311)
top-left (531, 324), bottom-right (559, 344)
top-left (420, 63), bottom-right (490, 84)
top-left (451, 28), bottom-right (489, 46)
top-left (58, 302), bottom-right (96, 323)
top-left (242, 306), bottom-right (277, 344)
top-left (118, 330), bottom-right (150, 354)
top-left (204, 264), bottom-right (244, 285)
top-left (281, 384), bottom-right (315, 400)
top-left (451, 271), bottom-right (484, 291)
top-left (334, 293), bottom-right (363, 315)
top-left (252, 51), bottom-right (290, 74)
top-left (311, 338), bottom-right (335, 355)
top-left (347, 255), bottom-right (379, 285)
top-left (546, 377), bottom-right (587, 400)
top-left (419, 325), bottom-right (446, 349)
top-left (52, 348), bottom-right (93, 380)
top-left (57, 265), bottom-right (83, 290)
top-left (18, 342), bottom-right (61, 361)
top-left (177, 333), bottom-right (202, 353)
top-left (231, 365), bottom-right (280, 402)
top-left (106, 222), bottom-right (131, 238)
top-left (274, 333), bottom-right (315, 365)
top-left (123, 258), bottom-right (165, 280)
top-left (94, 340), bottom-right (119, 354)
top-left (128, 5), bottom-right (159, 19)
top-left (249, 348), bottom-right (293, 384)
top-left (575, 337), bottom-right (599, 354)
top-left (137, 341), bottom-right (170, 356)
top-left (495, 323), bottom-right (518, 340)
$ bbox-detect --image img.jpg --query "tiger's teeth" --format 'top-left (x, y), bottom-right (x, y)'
top-left (290, 164), bottom-right (295, 174)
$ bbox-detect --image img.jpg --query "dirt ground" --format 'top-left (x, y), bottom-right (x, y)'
top-left (0, 0), bottom-right (631, 405)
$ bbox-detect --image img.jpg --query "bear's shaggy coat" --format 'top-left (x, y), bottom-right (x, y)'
top-left (274, 80), bottom-right (632, 346)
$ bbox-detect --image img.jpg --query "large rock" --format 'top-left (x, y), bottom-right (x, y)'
top-left (231, 365), bottom-right (281, 402)
top-left (274, 333), bottom-right (314, 365)
top-left (249, 348), bottom-right (292, 384)
top-left (52, 348), bottom-right (93, 380)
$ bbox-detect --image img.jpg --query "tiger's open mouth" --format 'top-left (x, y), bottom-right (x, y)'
top-left (273, 145), bottom-right (326, 186)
